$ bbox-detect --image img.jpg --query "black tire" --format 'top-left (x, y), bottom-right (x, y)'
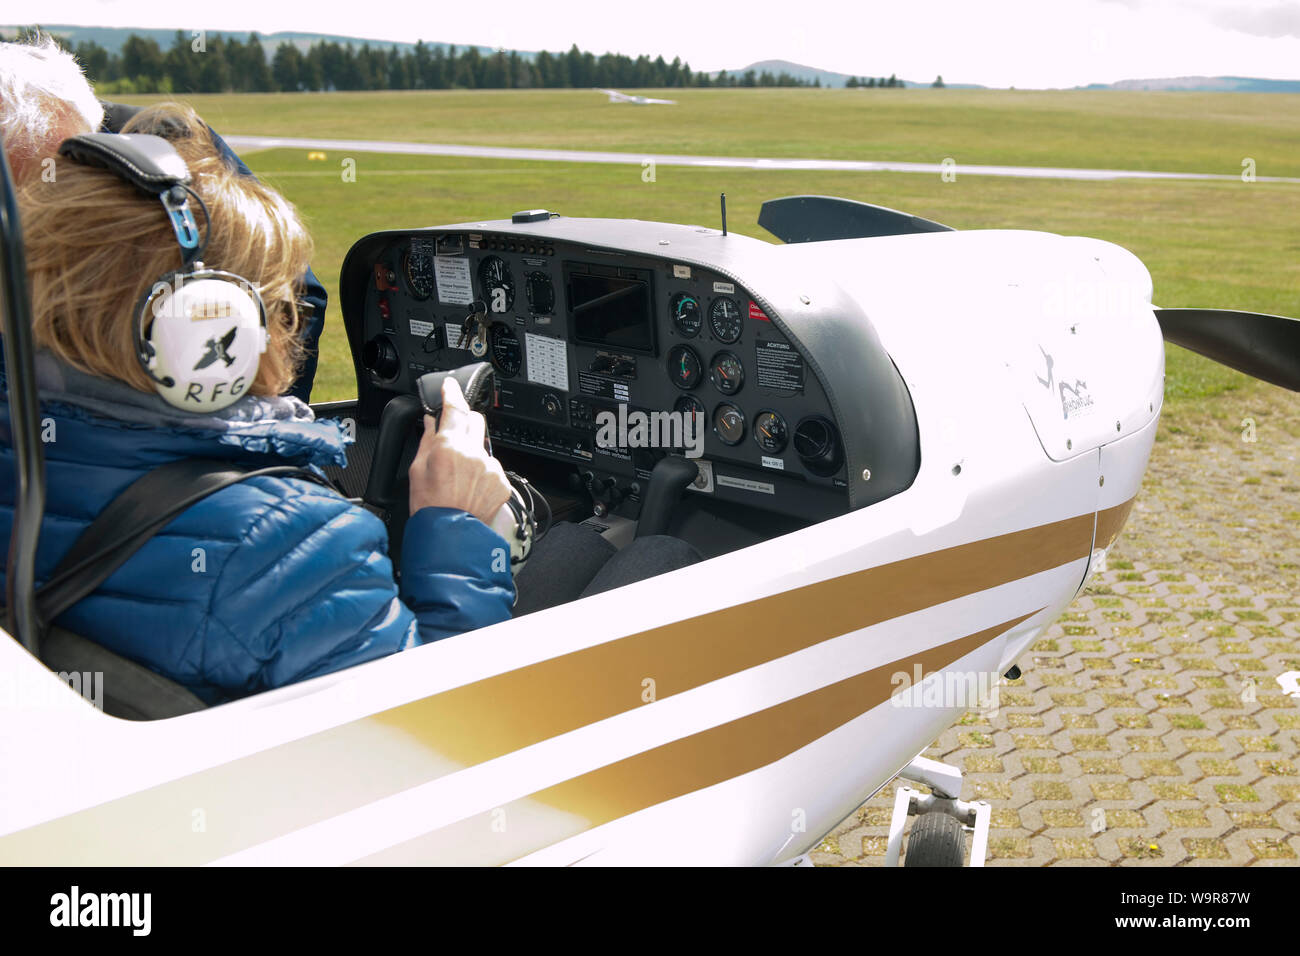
top-left (903, 812), bottom-right (966, 867)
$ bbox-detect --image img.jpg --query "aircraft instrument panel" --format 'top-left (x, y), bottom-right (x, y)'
top-left (341, 214), bottom-right (917, 524)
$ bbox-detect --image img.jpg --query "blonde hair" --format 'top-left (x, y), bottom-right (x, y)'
top-left (19, 103), bottom-right (311, 398)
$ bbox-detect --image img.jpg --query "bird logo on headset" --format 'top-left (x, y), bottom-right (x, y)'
top-left (58, 132), bottom-right (266, 412)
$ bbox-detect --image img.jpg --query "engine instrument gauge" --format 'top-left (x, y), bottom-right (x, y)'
top-left (709, 297), bottom-right (743, 343)
top-left (674, 394), bottom-right (706, 419)
top-left (671, 292), bottom-right (702, 337)
top-left (667, 345), bottom-right (702, 390)
top-left (713, 403), bottom-right (746, 446)
top-left (489, 323), bottom-right (522, 378)
top-left (671, 395), bottom-right (707, 451)
top-left (478, 256), bottom-right (515, 313)
top-left (752, 410), bottom-right (788, 454)
top-left (403, 248), bottom-right (435, 300)
top-left (526, 271), bottom-right (554, 314)
top-left (709, 351), bottom-right (744, 395)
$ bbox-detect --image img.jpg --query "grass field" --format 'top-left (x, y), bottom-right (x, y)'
top-left (123, 88), bottom-right (1300, 177)
top-left (119, 89), bottom-right (1300, 407)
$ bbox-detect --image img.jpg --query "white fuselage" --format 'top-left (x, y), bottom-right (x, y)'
top-left (0, 229), bottom-right (1164, 866)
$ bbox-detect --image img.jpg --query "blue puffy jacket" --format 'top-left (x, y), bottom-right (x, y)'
top-left (0, 353), bottom-right (516, 704)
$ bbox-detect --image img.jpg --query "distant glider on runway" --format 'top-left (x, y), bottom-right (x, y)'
top-left (596, 88), bottom-right (677, 105)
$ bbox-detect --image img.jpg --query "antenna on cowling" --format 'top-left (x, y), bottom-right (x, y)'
top-left (720, 193), bottom-right (727, 236)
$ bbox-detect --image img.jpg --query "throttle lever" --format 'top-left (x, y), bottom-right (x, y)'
top-left (635, 454), bottom-right (699, 538)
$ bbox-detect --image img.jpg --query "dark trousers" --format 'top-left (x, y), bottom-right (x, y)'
top-left (512, 522), bottom-right (702, 617)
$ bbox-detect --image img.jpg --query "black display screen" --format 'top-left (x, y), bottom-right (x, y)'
top-left (568, 271), bottom-right (654, 353)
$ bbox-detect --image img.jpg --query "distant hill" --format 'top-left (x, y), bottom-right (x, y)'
top-left (1, 24), bottom-right (500, 58)
top-left (719, 59), bottom-right (985, 89)
top-left (2, 29), bottom-right (972, 89)
top-left (1084, 76), bottom-right (1300, 93)
top-left (10, 28), bottom-right (1296, 92)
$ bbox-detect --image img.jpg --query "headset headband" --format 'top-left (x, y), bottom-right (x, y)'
top-left (58, 133), bottom-right (206, 263)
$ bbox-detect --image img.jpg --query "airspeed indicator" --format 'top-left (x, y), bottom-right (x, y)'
top-left (709, 297), bottom-right (742, 343)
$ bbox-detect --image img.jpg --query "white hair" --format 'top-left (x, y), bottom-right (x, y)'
top-left (0, 33), bottom-right (103, 176)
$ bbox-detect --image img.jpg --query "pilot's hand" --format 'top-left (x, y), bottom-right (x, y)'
top-left (409, 377), bottom-right (512, 526)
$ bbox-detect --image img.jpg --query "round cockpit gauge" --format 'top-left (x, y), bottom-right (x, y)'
top-left (489, 323), bottom-right (522, 378)
top-left (667, 345), bottom-right (703, 390)
top-left (713, 403), bottom-right (746, 446)
top-left (709, 296), bottom-right (743, 343)
top-left (674, 394), bottom-right (706, 420)
top-left (752, 410), bottom-right (789, 454)
top-left (526, 271), bottom-right (554, 314)
top-left (673, 395), bottom-right (707, 451)
top-left (709, 351), bottom-right (744, 395)
top-left (478, 256), bottom-right (515, 313)
top-left (671, 292), bottom-right (702, 337)
top-left (403, 249), bottom-right (435, 300)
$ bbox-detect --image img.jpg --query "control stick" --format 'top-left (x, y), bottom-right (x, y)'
top-left (361, 393), bottom-right (422, 512)
top-left (634, 454), bottom-right (699, 539)
top-left (362, 362), bottom-right (496, 512)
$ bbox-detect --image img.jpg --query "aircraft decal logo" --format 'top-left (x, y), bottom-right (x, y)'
top-left (1059, 378), bottom-right (1095, 420)
top-left (1036, 345), bottom-right (1054, 390)
top-left (193, 327), bottom-right (238, 371)
top-left (1036, 345), bottom-right (1094, 420)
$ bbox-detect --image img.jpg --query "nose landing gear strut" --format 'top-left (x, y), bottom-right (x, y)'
top-left (884, 755), bottom-right (992, 867)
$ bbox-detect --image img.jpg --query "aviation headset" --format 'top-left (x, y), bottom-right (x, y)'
top-left (57, 133), bottom-right (267, 413)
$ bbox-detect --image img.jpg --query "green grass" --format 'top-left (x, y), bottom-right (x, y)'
top-left (108, 90), bottom-right (1299, 407)
top-left (233, 145), bottom-right (1299, 405)
top-left (118, 88), bottom-right (1300, 178)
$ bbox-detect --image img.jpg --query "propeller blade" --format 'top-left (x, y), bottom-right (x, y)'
top-left (1154, 308), bottom-right (1300, 392)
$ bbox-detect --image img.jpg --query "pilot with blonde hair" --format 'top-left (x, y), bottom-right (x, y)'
top-left (0, 103), bottom-right (517, 701)
top-left (0, 32), bottom-right (327, 401)
top-left (0, 42), bottom-right (702, 700)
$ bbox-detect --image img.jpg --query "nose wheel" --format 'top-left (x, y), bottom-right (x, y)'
top-left (903, 811), bottom-right (966, 867)
top-left (884, 755), bottom-right (991, 867)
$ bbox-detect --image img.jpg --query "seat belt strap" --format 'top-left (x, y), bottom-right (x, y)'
top-left (35, 458), bottom-right (330, 628)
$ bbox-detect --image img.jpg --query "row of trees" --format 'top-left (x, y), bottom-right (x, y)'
top-left (845, 75), bottom-right (946, 88)
top-left (4, 28), bottom-right (847, 94)
top-left (847, 75), bottom-right (902, 88)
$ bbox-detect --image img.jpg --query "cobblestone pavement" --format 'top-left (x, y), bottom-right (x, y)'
top-left (813, 384), bottom-right (1300, 867)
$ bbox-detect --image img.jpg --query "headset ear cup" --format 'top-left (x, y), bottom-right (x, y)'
top-left (141, 269), bottom-right (266, 412)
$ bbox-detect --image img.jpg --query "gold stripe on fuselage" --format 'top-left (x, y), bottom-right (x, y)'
top-left (1096, 498), bottom-right (1135, 550)
top-left (0, 501), bottom-right (1131, 864)
top-left (356, 611), bottom-right (1041, 866)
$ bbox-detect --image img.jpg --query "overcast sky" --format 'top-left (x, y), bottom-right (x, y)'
top-left (33, 0), bottom-right (1300, 88)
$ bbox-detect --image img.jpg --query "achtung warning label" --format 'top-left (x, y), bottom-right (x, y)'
top-left (755, 340), bottom-right (804, 392)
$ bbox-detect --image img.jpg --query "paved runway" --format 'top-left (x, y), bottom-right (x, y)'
top-left (224, 135), bottom-right (1300, 184)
